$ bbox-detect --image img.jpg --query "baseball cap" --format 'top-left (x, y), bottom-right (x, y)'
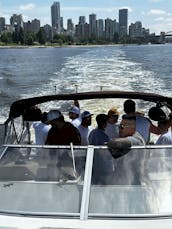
top-left (108, 107), bottom-right (119, 116)
top-left (81, 111), bottom-right (93, 119)
top-left (69, 106), bottom-right (80, 115)
top-left (46, 110), bottom-right (62, 122)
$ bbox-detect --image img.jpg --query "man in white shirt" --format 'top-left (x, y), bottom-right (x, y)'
top-left (69, 106), bottom-right (81, 128)
top-left (107, 115), bottom-right (145, 185)
top-left (78, 111), bottom-right (93, 145)
top-left (32, 112), bottom-right (51, 145)
top-left (123, 99), bottom-right (160, 143)
top-left (108, 114), bottom-right (145, 154)
top-left (156, 118), bottom-right (172, 145)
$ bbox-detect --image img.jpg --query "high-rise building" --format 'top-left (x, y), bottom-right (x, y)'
top-left (67, 18), bottom-right (74, 35)
top-left (51, 2), bottom-right (61, 34)
top-left (23, 19), bottom-right (40, 33)
top-left (31, 19), bottom-right (40, 33)
top-left (79, 16), bottom-right (86, 25)
top-left (89, 14), bottom-right (96, 37)
top-left (96, 19), bottom-right (104, 39)
top-left (105, 18), bottom-right (114, 41)
top-left (44, 24), bottom-right (52, 41)
top-left (0, 17), bottom-right (5, 34)
top-left (129, 21), bottom-right (142, 37)
top-left (119, 9), bottom-right (128, 37)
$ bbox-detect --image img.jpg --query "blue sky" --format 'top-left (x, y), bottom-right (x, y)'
top-left (0, 0), bottom-right (172, 34)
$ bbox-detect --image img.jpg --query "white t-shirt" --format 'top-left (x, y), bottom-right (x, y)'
top-left (105, 122), bottom-right (119, 139)
top-left (156, 131), bottom-right (172, 145)
top-left (32, 122), bottom-right (51, 145)
top-left (136, 116), bottom-right (151, 143)
top-left (70, 117), bottom-right (81, 128)
top-left (127, 131), bottom-right (145, 146)
top-left (78, 125), bottom-right (93, 145)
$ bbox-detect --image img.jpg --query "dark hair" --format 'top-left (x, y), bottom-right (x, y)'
top-left (124, 99), bottom-right (136, 114)
top-left (41, 112), bottom-right (48, 123)
top-left (96, 114), bottom-right (108, 127)
top-left (122, 114), bottom-right (136, 121)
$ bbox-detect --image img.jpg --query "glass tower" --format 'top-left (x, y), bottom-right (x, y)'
top-left (119, 9), bottom-right (128, 37)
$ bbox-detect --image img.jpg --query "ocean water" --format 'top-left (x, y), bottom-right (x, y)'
top-left (0, 44), bottom-right (172, 122)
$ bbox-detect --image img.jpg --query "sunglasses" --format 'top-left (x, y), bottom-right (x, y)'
top-left (119, 124), bottom-right (131, 129)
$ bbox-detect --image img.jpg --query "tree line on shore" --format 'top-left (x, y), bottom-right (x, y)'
top-left (0, 27), bottom-right (161, 46)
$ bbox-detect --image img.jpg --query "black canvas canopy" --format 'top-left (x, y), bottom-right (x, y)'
top-left (8, 91), bottom-right (172, 120)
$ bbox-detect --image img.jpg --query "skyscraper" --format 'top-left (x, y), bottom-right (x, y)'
top-left (89, 14), bottom-right (97, 37)
top-left (119, 9), bottom-right (128, 37)
top-left (51, 2), bottom-right (61, 34)
top-left (0, 17), bottom-right (5, 34)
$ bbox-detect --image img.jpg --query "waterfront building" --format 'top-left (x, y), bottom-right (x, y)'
top-left (129, 21), bottom-right (142, 37)
top-left (67, 19), bottom-right (74, 35)
top-left (23, 19), bottom-right (40, 34)
top-left (31, 19), bottom-right (40, 33)
top-left (105, 18), bottom-right (115, 41)
top-left (0, 17), bottom-right (5, 34)
top-left (79, 16), bottom-right (86, 25)
top-left (96, 19), bottom-right (104, 39)
top-left (10, 14), bottom-right (23, 31)
top-left (51, 1), bottom-right (61, 34)
top-left (44, 24), bottom-right (52, 41)
top-left (113, 19), bottom-right (119, 34)
top-left (119, 9), bottom-right (128, 37)
top-left (89, 14), bottom-right (97, 37)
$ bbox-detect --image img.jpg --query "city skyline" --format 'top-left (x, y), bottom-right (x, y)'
top-left (0, 0), bottom-right (172, 35)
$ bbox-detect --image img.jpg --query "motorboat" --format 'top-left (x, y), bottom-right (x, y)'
top-left (0, 90), bottom-right (172, 228)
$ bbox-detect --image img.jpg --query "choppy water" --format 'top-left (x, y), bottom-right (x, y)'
top-left (0, 44), bottom-right (172, 122)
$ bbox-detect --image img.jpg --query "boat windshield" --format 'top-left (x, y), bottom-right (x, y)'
top-left (0, 145), bottom-right (172, 218)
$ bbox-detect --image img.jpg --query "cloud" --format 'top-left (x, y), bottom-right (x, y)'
top-left (148, 0), bottom-right (165, 2)
top-left (154, 17), bottom-right (164, 21)
top-left (148, 9), bottom-right (166, 15)
top-left (19, 3), bottom-right (35, 11)
top-left (62, 6), bottom-right (132, 14)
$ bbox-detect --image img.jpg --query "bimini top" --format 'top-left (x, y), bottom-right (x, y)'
top-left (7, 90), bottom-right (172, 121)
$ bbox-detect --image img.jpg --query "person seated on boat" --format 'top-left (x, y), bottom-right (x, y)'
top-left (32, 112), bottom-right (51, 145)
top-left (89, 114), bottom-right (115, 184)
top-left (89, 114), bottom-right (109, 145)
top-left (107, 114), bottom-right (145, 158)
top-left (45, 109), bottom-right (81, 145)
top-left (69, 106), bottom-right (81, 128)
top-left (123, 99), bottom-right (160, 143)
top-left (156, 116), bottom-right (172, 145)
top-left (105, 107), bottom-right (120, 139)
top-left (78, 111), bottom-right (93, 145)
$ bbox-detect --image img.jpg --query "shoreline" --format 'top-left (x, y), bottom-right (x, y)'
top-left (0, 43), bottom-right (145, 49)
top-left (0, 43), bottom-right (167, 49)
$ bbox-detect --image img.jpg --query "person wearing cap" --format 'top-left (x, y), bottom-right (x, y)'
top-left (78, 111), bottom-right (94, 145)
top-left (45, 109), bottom-right (81, 145)
top-left (105, 107), bottom-right (120, 139)
top-left (69, 106), bottom-right (81, 128)
top-left (156, 117), bottom-right (172, 145)
top-left (32, 112), bottom-right (51, 145)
